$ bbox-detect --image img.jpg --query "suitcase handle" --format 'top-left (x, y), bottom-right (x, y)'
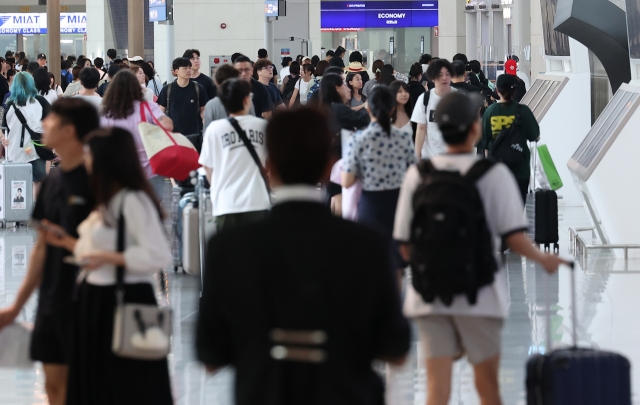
top-left (544, 261), bottom-right (576, 351)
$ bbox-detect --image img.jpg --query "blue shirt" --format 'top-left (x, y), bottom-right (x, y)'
top-left (344, 122), bottom-right (417, 191)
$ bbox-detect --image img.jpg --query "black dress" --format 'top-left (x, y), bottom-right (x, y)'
top-left (66, 281), bottom-right (173, 405)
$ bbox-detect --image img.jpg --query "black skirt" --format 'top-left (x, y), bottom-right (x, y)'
top-left (66, 281), bottom-right (173, 405)
top-left (357, 188), bottom-right (406, 268)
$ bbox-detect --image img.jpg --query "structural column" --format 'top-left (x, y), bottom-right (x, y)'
top-left (47, 0), bottom-right (61, 84)
top-left (128, 0), bottom-right (144, 58)
top-left (512, 0), bottom-right (531, 80)
top-left (438, 0), bottom-right (466, 59)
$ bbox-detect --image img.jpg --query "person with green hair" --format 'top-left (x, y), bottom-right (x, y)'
top-left (0, 71), bottom-right (51, 190)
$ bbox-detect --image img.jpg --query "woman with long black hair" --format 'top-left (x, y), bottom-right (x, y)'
top-left (44, 127), bottom-right (174, 405)
top-left (407, 63), bottom-right (426, 115)
top-left (342, 85), bottom-right (416, 271)
top-left (389, 80), bottom-right (414, 137)
top-left (379, 64), bottom-right (396, 86)
top-left (320, 74), bottom-right (369, 218)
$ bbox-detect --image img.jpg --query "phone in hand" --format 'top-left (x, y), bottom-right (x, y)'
top-left (63, 256), bottom-right (90, 267)
top-left (30, 220), bottom-right (66, 237)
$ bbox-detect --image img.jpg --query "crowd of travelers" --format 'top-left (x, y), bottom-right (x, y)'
top-left (0, 46), bottom-right (566, 405)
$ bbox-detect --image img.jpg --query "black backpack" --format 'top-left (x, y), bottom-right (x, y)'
top-left (489, 105), bottom-right (525, 168)
top-left (409, 159), bottom-right (498, 306)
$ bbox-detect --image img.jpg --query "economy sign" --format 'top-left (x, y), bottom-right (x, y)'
top-left (0, 13), bottom-right (87, 34)
top-left (321, 1), bottom-right (438, 31)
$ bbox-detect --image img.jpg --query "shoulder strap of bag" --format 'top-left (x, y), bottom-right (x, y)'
top-left (194, 81), bottom-right (200, 112)
top-left (423, 89), bottom-right (431, 108)
top-left (228, 117), bottom-right (270, 195)
top-left (465, 159), bottom-right (495, 183)
top-left (152, 79), bottom-right (159, 96)
top-left (11, 104), bottom-right (29, 148)
top-left (115, 206), bottom-right (126, 304)
top-left (100, 71), bottom-right (107, 80)
top-left (166, 82), bottom-right (172, 116)
top-left (416, 158), bottom-right (436, 179)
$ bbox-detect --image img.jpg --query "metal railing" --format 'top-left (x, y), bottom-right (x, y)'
top-left (570, 227), bottom-right (640, 263)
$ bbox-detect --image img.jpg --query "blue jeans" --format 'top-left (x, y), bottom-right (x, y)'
top-left (149, 176), bottom-right (167, 202)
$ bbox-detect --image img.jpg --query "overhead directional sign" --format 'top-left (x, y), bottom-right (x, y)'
top-left (0, 13), bottom-right (86, 34)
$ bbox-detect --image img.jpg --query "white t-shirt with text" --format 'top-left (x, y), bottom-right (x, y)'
top-left (393, 154), bottom-right (527, 319)
top-left (199, 115), bottom-right (271, 217)
top-left (410, 87), bottom-right (457, 159)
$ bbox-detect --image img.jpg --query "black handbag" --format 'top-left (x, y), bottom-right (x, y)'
top-left (11, 104), bottom-right (56, 161)
top-left (489, 105), bottom-right (525, 168)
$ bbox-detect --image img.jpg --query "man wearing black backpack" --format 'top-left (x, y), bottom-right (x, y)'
top-left (394, 92), bottom-right (568, 405)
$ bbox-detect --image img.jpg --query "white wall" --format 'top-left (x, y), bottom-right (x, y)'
top-left (537, 39), bottom-right (591, 206)
top-left (171, 0), bottom-right (265, 75)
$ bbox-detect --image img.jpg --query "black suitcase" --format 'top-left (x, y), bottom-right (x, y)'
top-left (534, 189), bottom-right (559, 252)
top-left (525, 263), bottom-right (632, 405)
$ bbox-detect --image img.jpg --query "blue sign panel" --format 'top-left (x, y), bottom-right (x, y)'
top-left (321, 1), bottom-right (438, 30)
top-left (149, 0), bottom-right (168, 22)
top-left (149, 6), bottom-right (167, 22)
top-left (265, 0), bottom-right (279, 16)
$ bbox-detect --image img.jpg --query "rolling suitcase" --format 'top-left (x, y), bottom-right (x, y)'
top-left (534, 189), bottom-right (559, 253)
top-left (0, 133), bottom-right (34, 227)
top-left (182, 198), bottom-right (200, 275)
top-left (525, 263), bottom-right (632, 405)
top-left (527, 143), bottom-right (559, 253)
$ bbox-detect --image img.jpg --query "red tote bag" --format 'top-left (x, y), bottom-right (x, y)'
top-left (138, 102), bottom-right (200, 180)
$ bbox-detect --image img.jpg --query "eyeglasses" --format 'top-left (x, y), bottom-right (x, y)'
top-left (261, 66), bottom-right (273, 71)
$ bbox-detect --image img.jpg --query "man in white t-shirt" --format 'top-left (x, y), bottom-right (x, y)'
top-left (72, 67), bottom-right (102, 111)
top-left (199, 78), bottom-right (270, 233)
top-left (394, 92), bottom-right (568, 405)
top-left (410, 59), bottom-right (457, 159)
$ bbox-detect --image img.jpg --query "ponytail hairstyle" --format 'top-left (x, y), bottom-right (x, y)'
top-left (372, 59), bottom-right (385, 83)
top-left (496, 75), bottom-right (518, 103)
top-left (368, 85), bottom-right (395, 137)
top-left (380, 64), bottom-right (395, 86)
top-left (409, 63), bottom-right (423, 81)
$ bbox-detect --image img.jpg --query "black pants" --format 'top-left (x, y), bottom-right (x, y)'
top-left (516, 177), bottom-right (529, 208)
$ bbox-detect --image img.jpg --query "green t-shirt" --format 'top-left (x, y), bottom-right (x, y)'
top-left (479, 102), bottom-right (540, 179)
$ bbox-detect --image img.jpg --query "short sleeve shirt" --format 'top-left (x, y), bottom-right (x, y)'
top-left (393, 154), bottom-right (528, 318)
top-left (344, 122), bottom-right (417, 191)
top-left (479, 102), bottom-right (540, 179)
top-left (251, 78), bottom-right (273, 118)
top-left (157, 80), bottom-right (208, 134)
top-left (410, 88), bottom-right (457, 159)
top-left (192, 73), bottom-right (217, 100)
top-left (32, 166), bottom-right (94, 314)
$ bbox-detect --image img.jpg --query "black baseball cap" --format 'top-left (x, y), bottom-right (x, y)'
top-left (37, 53), bottom-right (46, 60)
top-left (435, 92), bottom-right (484, 138)
top-left (496, 73), bottom-right (518, 90)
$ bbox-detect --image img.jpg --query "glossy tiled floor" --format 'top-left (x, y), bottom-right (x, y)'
top-left (0, 197), bottom-right (638, 404)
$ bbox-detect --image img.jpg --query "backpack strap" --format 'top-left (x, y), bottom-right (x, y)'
top-left (422, 89), bottom-right (431, 108)
top-left (166, 82), bottom-right (172, 116)
top-left (416, 159), bottom-right (436, 178)
top-left (465, 159), bottom-right (495, 183)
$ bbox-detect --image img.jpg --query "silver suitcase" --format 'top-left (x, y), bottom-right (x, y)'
top-left (0, 162), bottom-right (33, 226)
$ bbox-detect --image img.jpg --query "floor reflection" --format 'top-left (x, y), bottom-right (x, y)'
top-left (0, 205), bottom-right (639, 404)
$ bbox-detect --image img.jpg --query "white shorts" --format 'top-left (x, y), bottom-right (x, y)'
top-left (416, 315), bottom-right (504, 365)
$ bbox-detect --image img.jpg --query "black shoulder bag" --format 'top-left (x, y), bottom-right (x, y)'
top-left (10, 103), bottom-right (56, 161)
top-left (228, 117), bottom-right (271, 198)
